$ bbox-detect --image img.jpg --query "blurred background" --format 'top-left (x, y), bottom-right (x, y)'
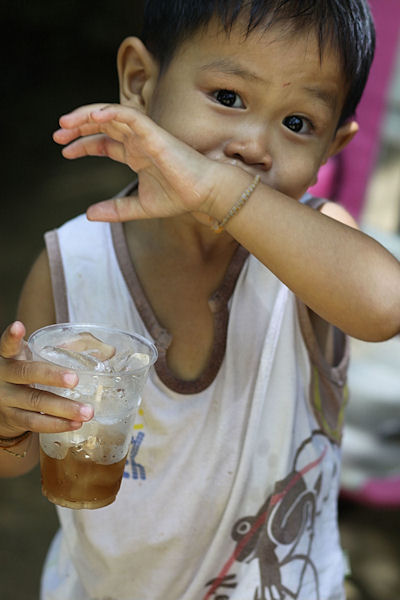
top-left (0, 1), bottom-right (399, 599)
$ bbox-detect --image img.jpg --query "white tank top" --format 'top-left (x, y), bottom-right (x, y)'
top-left (41, 200), bottom-right (349, 600)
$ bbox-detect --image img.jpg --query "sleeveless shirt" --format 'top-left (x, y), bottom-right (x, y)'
top-left (40, 193), bottom-right (349, 600)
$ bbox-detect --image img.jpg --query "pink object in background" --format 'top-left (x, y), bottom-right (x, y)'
top-left (341, 478), bottom-right (400, 508)
top-left (309, 0), bottom-right (400, 220)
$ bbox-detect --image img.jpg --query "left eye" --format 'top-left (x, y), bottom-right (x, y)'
top-left (283, 115), bottom-right (312, 134)
top-left (213, 89), bottom-right (244, 108)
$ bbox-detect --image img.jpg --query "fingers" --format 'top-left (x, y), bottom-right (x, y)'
top-left (53, 125), bottom-right (96, 145)
top-left (56, 104), bottom-right (132, 144)
top-left (10, 409), bottom-right (84, 434)
top-left (54, 105), bottom-right (134, 164)
top-left (0, 378), bottom-right (94, 437)
top-left (87, 196), bottom-right (148, 223)
top-left (56, 103), bottom-right (157, 149)
top-left (60, 134), bottom-right (126, 164)
top-left (88, 105), bottom-right (164, 151)
top-left (57, 103), bottom-right (112, 126)
top-left (0, 357), bottom-right (78, 388)
top-left (1, 383), bottom-right (93, 430)
top-left (56, 101), bottom-right (127, 131)
top-left (0, 321), bottom-right (26, 358)
top-left (54, 122), bottom-right (130, 149)
top-left (0, 322), bottom-right (93, 437)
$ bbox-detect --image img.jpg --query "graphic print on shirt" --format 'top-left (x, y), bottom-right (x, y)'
top-left (204, 431), bottom-right (338, 600)
top-left (123, 408), bottom-right (147, 480)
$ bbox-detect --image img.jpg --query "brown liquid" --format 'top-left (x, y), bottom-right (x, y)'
top-left (40, 447), bottom-right (127, 509)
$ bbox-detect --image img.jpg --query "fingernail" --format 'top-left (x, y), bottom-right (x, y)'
top-left (10, 321), bottom-right (22, 336)
top-left (80, 404), bottom-right (93, 419)
top-left (63, 373), bottom-right (78, 387)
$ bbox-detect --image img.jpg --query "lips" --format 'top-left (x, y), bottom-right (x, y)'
top-left (208, 153), bottom-right (268, 181)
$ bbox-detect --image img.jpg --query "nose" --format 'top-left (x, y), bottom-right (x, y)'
top-left (223, 125), bottom-right (272, 170)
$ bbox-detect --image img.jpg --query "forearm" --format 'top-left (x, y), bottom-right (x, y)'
top-left (0, 432), bottom-right (39, 478)
top-left (54, 103), bottom-right (400, 340)
top-left (210, 170), bottom-right (400, 341)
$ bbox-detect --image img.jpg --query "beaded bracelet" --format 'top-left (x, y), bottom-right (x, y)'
top-left (211, 174), bottom-right (261, 234)
top-left (0, 431), bottom-right (32, 458)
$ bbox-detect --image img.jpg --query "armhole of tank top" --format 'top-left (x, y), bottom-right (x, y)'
top-left (44, 230), bottom-right (69, 324)
top-left (296, 298), bottom-right (350, 444)
top-left (296, 299), bottom-right (349, 372)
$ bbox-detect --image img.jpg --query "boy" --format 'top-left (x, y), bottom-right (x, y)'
top-left (0, 1), bottom-right (399, 598)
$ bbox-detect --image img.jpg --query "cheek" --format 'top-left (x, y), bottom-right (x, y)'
top-left (149, 84), bottom-right (225, 153)
top-left (276, 155), bottom-right (320, 198)
top-left (154, 110), bottom-right (224, 157)
top-left (150, 99), bottom-right (204, 147)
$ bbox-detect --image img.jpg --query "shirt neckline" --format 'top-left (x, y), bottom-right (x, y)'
top-left (110, 219), bottom-right (249, 395)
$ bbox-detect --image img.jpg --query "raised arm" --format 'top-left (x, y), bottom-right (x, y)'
top-left (210, 170), bottom-right (400, 341)
top-left (54, 104), bottom-right (400, 342)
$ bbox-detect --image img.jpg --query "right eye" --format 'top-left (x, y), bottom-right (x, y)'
top-left (213, 89), bottom-right (245, 108)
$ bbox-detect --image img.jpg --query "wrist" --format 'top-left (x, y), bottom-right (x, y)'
top-left (206, 166), bottom-right (259, 227)
top-left (211, 175), bottom-right (261, 233)
top-left (0, 430), bottom-right (32, 448)
top-left (0, 430), bottom-right (33, 459)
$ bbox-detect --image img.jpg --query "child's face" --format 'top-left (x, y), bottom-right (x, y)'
top-left (132, 21), bottom-right (354, 201)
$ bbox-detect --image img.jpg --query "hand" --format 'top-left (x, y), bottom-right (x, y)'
top-left (53, 103), bottom-right (222, 222)
top-left (0, 322), bottom-right (94, 439)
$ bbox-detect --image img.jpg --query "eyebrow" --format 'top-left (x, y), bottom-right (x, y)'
top-left (302, 86), bottom-right (338, 114)
top-left (199, 58), bottom-right (264, 83)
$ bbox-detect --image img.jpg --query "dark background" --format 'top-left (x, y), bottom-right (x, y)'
top-left (0, 3), bottom-right (144, 599)
top-left (0, 2), bottom-right (399, 599)
top-left (1, 0), bottom-right (145, 333)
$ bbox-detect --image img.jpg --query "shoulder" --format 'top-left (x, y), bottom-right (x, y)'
top-left (318, 200), bottom-right (359, 229)
top-left (17, 249), bottom-right (56, 337)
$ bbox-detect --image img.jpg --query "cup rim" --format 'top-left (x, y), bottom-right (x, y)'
top-left (28, 322), bottom-right (158, 375)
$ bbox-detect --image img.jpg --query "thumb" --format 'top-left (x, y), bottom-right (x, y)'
top-left (86, 195), bottom-right (149, 223)
top-left (0, 321), bottom-right (28, 359)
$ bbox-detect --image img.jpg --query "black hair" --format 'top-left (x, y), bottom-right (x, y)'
top-left (142, 0), bottom-right (375, 125)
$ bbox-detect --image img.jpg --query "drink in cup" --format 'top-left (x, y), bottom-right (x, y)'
top-left (28, 323), bottom-right (157, 509)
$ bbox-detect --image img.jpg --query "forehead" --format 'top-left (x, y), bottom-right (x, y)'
top-left (162, 19), bottom-right (346, 116)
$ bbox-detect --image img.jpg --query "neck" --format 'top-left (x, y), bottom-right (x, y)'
top-left (125, 212), bottom-right (238, 264)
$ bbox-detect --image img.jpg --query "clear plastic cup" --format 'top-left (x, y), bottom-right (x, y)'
top-left (28, 323), bottom-right (157, 509)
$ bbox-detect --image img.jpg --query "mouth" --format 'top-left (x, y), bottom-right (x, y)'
top-left (217, 158), bottom-right (269, 184)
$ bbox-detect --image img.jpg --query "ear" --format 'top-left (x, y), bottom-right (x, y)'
top-left (117, 37), bottom-right (159, 111)
top-left (322, 120), bottom-right (359, 163)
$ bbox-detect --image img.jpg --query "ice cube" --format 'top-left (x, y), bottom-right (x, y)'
top-left (40, 438), bottom-right (68, 460)
top-left (84, 435), bottom-right (98, 451)
top-left (40, 346), bottom-right (106, 372)
top-left (104, 350), bottom-right (150, 373)
top-left (59, 332), bottom-right (115, 361)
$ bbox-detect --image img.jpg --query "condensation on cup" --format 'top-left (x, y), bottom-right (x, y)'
top-left (28, 324), bottom-right (157, 510)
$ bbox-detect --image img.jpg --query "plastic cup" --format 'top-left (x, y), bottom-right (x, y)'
top-left (28, 323), bottom-right (157, 509)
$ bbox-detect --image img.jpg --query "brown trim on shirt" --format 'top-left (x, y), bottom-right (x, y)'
top-left (44, 186), bottom-right (345, 407)
top-left (111, 221), bottom-right (249, 394)
top-left (296, 299), bottom-right (349, 444)
top-left (44, 230), bottom-right (69, 324)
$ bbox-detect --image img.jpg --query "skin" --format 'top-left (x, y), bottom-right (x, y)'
top-left (1, 20), bottom-right (400, 476)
